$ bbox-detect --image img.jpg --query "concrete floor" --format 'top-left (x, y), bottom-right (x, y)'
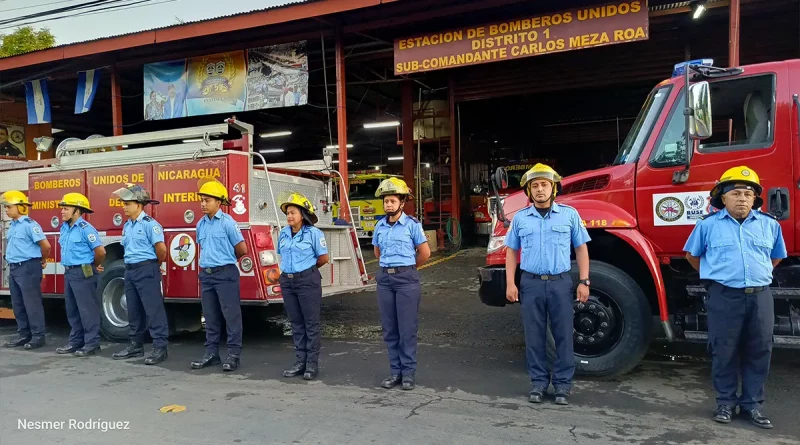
top-left (2, 247), bottom-right (799, 444)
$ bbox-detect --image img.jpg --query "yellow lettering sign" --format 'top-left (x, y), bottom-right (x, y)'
top-left (163, 192), bottom-right (201, 203)
top-left (33, 178), bottom-right (82, 190)
top-left (157, 168), bottom-right (221, 182)
top-left (31, 200), bottom-right (62, 210)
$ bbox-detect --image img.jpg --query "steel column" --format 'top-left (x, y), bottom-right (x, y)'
top-left (335, 29), bottom-right (350, 222)
top-left (111, 64), bottom-right (123, 137)
top-left (729, 0), bottom-right (740, 67)
top-left (401, 81), bottom-right (415, 216)
top-left (448, 79), bottom-right (460, 225)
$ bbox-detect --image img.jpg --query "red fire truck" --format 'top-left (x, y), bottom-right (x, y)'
top-left (479, 58), bottom-right (800, 377)
top-left (0, 119), bottom-right (370, 341)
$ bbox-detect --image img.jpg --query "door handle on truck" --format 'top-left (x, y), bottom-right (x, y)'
top-left (767, 187), bottom-right (790, 221)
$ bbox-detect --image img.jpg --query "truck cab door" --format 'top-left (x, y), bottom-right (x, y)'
top-left (635, 65), bottom-right (794, 254)
top-left (789, 60), bottom-right (800, 252)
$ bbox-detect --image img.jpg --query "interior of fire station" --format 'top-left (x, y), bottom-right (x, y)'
top-left (1, 0), bottom-right (798, 250)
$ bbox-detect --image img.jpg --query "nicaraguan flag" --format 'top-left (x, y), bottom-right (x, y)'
top-left (75, 69), bottom-right (101, 114)
top-left (24, 79), bottom-right (52, 124)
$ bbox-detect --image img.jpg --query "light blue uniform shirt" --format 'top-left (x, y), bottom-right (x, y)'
top-left (122, 212), bottom-right (164, 264)
top-left (196, 211), bottom-right (245, 268)
top-left (683, 208), bottom-right (787, 288)
top-left (372, 213), bottom-right (427, 267)
top-left (277, 225), bottom-right (328, 274)
top-left (6, 216), bottom-right (46, 263)
top-left (59, 216), bottom-right (102, 266)
top-left (504, 203), bottom-right (591, 275)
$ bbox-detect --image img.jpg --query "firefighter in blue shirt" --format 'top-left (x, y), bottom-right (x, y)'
top-left (372, 177), bottom-right (430, 390)
top-left (56, 193), bottom-right (106, 357)
top-left (110, 184), bottom-right (169, 365)
top-left (277, 192), bottom-right (329, 381)
top-left (2, 191), bottom-right (50, 350)
top-left (190, 177), bottom-right (247, 372)
top-left (684, 166), bottom-right (786, 429)
top-left (504, 163), bottom-right (591, 406)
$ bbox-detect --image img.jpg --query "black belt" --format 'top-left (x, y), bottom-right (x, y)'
top-left (9, 258), bottom-right (41, 267)
top-left (202, 264), bottom-right (235, 274)
top-left (522, 272), bottom-right (569, 281)
top-left (125, 259), bottom-right (157, 270)
top-left (64, 264), bottom-right (91, 270)
top-left (743, 286), bottom-right (768, 294)
top-left (381, 266), bottom-right (416, 274)
top-left (281, 266), bottom-right (317, 279)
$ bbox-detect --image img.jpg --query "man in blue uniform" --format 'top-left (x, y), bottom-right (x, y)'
top-left (56, 193), bottom-right (106, 357)
top-left (277, 192), bottom-right (329, 380)
top-left (504, 163), bottom-right (591, 406)
top-left (684, 166), bottom-right (785, 429)
top-left (190, 178), bottom-right (247, 372)
top-left (2, 191), bottom-right (50, 350)
top-left (111, 184), bottom-right (169, 365)
top-left (372, 177), bottom-right (430, 390)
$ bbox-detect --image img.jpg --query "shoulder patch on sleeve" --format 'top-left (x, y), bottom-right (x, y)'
top-left (87, 233), bottom-right (97, 243)
top-left (319, 237), bottom-right (327, 248)
top-left (153, 225), bottom-right (162, 235)
top-left (78, 221), bottom-right (88, 228)
top-left (32, 226), bottom-right (41, 234)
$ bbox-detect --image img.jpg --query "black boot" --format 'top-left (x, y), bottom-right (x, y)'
top-left (112, 342), bottom-right (144, 360)
top-left (303, 363), bottom-right (318, 380)
top-left (401, 374), bottom-right (416, 390)
top-left (283, 362), bottom-right (305, 378)
top-left (381, 374), bottom-right (402, 389)
top-left (222, 354), bottom-right (240, 372)
top-left (74, 345), bottom-right (100, 357)
top-left (713, 405), bottom-right (734, 424)
top-left (4, 336), bottom-right (30, 348)
top-left (554, 389), bottom-right (570, 405)
top-left (190, 353), bottom-right (221, 369)
top-left (24, 336), bottom-right (46, 350)
top-left (56, 344), bottom-right (82, 354)
top-left (743, 408), bottom-right (773, 429)
top-left (528, 387), bottom-right (546, 404)
top-left (144, 348), bottom-right (168, 365)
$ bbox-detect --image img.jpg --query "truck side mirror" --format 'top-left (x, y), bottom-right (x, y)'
top-left (688, 81), bottom-right (713, 140)
top-left (493, 167), bottom-right (508, 190)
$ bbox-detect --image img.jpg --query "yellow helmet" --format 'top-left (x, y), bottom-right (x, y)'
top-left (520, 163), bottom-right (563, 199)
top-left (1, 190), bottom-right (32, 215)
top-left (279, 191), bottom-right (318, 225)
top-left (710, 166), bottom-right (763, 209)
top-left (59, 192), bottom-right (93, 213)
top-left (375, 177), bottom-right (413, 199)
top-left (197, 177), bottom-right (231, 206)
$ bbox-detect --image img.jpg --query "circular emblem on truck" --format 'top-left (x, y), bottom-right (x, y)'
top-left (656, 196), bottom-right (684, 223)
top-left (170, 233), bottom-right (196, 268)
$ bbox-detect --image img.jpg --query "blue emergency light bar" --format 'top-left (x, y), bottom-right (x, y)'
top-left (672, 58), bottom-right (714, 77)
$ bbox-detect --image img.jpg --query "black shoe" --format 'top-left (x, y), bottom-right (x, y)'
top-left (381, 374), bottom-right (402, 389)
top-left (74, 346), bottom-right (100, 357)
top-left (713, 405), bottom-right (734, 424)
top-left (191, 353), bottom-right (221, 369)
top-left (283, 362), bottom-right (305, 378)
top-left (144, 348), bottom-right (168, 365)
top-left (23, 337), bottom-right (46, 350)
top-left (222, 354), bottom-right (240, 372)
top-left (112, 342), bottom-right (144, 360)
top-left (56, 344), bottom-right (83, 354)
top-left (554, 389), bottom-right (570, 405)
top-left (401, 374), bottom-right (415, 390)
top-left (303, 363), bottom-right (318, 381)
top-left (743, 408), bottom-right (773, 429)
top-left (4, 336), bottom-right (31, 348)
top-left (528, 387), bottom-right (546, 404)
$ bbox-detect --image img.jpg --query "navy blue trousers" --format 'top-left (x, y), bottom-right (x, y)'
top-left (9, 259), bottom-right (46, 339)
top-left (520, 272), bottom-right (575, 391)
top-left (64, 266), bottom-right (101, 349)
top-left (376, 267), bottom-right (421, 376)
top-left (706, 282), bottom-right (774, 410)
top-left (199, 265), bottom-right (242, 356)
top-left (124, 260), bottom-right (169, 348)
top-left (279, 266), bottom-right (322, 365)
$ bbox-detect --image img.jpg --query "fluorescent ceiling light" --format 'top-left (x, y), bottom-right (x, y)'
top-left (692, 0), bottom-right (706, 19)
top-left (183, 138), bottom-right (203, 143)
top-left (363, 121), bottom-right (400, 129)
top-left (424, 163), bottom-right (430, 167)
top-left (259, 148), bottom-right (285, 154)
top-left (331, 159), bottom-right (353, 163)
top-left (325, 144), bottom-right (354, 149)
top-left (122, 145), bottom-right (129, 148)
top-left (51, 128), bottom-right (64, 134)
top-left (260, 131), bottom-right (292, 138)
top-left (371, 165), bottom-right (384, 170)
top-left (388, 156), bottom-right (404, 161)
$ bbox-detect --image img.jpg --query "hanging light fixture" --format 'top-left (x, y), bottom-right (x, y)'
top-left (691, 0), bottom-right (707, 19)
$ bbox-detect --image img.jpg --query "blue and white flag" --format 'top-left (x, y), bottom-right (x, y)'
top-left (24, 78), bottom-right (51, 124)
top-left (75, 69), bottom-right (101, 114)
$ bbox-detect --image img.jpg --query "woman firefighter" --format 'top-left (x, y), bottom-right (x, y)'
top-left (277, 192), bottom-right (329, 381)
top-left (372, 177), bottom-right (430, 390)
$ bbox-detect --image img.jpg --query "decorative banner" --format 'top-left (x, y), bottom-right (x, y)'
top-left (245, 42), bottom-right (309, 110)
top-left (143, 59), bottom-right (188, 121)
top-left (24, 79), bottom-right (51, 124)
top-left (0, 123), bottom-right (26, 159)
top-left (394, 0), bottom-right (649, 75)
top-left (186, 51), bottom-right (247, 116)
top-left (75, 69), bottom-right (101, 114)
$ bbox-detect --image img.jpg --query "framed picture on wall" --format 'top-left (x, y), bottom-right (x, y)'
top-left (0, 123), bottom-right (26, 159)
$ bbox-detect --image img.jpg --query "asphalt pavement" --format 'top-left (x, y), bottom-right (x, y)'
top-left (1, 247), bottom-right (799, 444)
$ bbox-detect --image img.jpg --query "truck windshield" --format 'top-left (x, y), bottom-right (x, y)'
top-left (349, 179), bottom-right (383, 200)
top-left (613, 85), bottom-right (672, 165)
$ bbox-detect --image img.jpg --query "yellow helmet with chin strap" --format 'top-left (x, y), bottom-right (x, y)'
top-left (197, 177), bottom-right (231, 206)
top-left (520, 163), bottom-right (563, 200)
top-left (375, 177), bottom-right (413, 200)
top-left (279, 191), bottom-right (319, 225)
top-left (59, 192), bottom-right (93, 213)
top-left (1, 190), bottom-right (32, 215)
top-left (710, 165), bottom-right (763, 210)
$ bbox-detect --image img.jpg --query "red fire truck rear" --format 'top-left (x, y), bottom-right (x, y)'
top-left (479, 58), bottom-right (800, 378)
top-left (1, 119), bottom-right (371, 342)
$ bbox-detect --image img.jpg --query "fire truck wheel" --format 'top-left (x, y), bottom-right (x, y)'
top-left (96, 260), bottom-right (130, 343)
top-left (546, 260), bottom-right (652, 378)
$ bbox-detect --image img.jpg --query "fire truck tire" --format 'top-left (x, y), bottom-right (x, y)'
top-left (96, 260), bottom-right (130, 343)
top-left (546, 260), bottom-right (652, 378)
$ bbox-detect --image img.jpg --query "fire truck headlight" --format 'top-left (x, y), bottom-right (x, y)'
top-left (487, 235), bottom-right (506, 254)
top-left (113, 213), bottom-right (123, 226)
top-left (240, 257), bottom-right (254, 272)
top-left (474, 211), bottom-right (485, 219)
top-left (184, 210), bottom-right (195, 224)
top-left (50, 217), bottom-right (59, 228)
top-left (259, 250), bottom-right (278, 266)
